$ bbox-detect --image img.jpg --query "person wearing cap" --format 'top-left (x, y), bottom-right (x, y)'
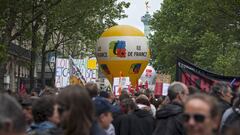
top-left (93, 97), bottom-right (115, 135)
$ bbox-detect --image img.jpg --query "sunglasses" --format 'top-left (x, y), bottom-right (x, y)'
top-left (183, 113), bottom-right (206, 123)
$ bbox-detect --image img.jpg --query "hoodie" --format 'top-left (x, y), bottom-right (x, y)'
top-left (155, 102), bottom-right (183, 119)
top-left (118, 109), bottom-right (154, 135)
top-left (153, 102), bottom-right (186, 135)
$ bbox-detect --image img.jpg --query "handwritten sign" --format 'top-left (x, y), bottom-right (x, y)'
top-left (55, 58), bottom-right (98, 88)
top-left (55, 59), bottom-right (69, 88)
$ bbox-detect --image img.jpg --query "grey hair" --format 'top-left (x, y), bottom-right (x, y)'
top-left (210, 81), bottom-right (231, 98)
top-left (168, 82), bottom-right (188, 101)
top-left (0, 94), bottom-right (26, 132)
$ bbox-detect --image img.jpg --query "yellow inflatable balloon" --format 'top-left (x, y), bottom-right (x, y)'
top-left (96, 25), bottom-right (150, 86)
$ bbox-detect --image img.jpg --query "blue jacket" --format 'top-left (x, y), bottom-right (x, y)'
top-left (28, 121), bottom-right (62, 135)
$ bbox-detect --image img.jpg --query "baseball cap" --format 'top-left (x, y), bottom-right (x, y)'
top-left (93, 97), bottom-right (113, 116)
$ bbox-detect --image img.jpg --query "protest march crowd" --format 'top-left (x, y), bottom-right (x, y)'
top-left (0, 81), bottom-right (240, 135)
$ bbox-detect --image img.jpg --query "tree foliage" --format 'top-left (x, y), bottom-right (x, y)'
top-left (150, 0), bottom-right (240, 77)
top-left (0, 0), bottom-right (130, 88)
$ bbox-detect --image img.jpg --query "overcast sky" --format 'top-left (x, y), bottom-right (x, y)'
top-left (116, 0), bottom-right (163, 32)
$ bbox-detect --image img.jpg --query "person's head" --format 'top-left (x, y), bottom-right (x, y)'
top-left (151, 97), bottom-right (163, 110)
top-left (99, 91), bottom-right (109, 98)
top-left (57, 85), bottom-right (94, 135)
top-left (21, 97), bottom-right (34, 125)
top-left (210, 81), bottom-right (233, 104)
top-left (85, 82), bottom-right (98, 98)
top-left (0, 94), bottom-right (26, 135)
top-left (183, 94), bottom-right (220, 135)
top-left (119, 91), bottom-right (130, 103)
top-left (32, 96), bottom-right (60, 125)
top-left (120, 98), bottom-right (137, 114)
top-left (99, 91), bottom-right (115, 104)
top-left (168, 82), bottom-right (189, 103)
top-left (40, 87), bottom-right (57, 97)
top-left (136, 94), bottom-right (151, 111)
top-left (144, 89), bottom-right (153, 99)
top-left (188, 86), bottom-right (200, 95)
top-left (136, 94), bottom-right (150, 106)
top-left (93, 97), bottom-right (113, 129)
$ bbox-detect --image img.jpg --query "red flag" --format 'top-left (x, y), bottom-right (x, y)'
top-left (154, 80), bottom-right (163, 96)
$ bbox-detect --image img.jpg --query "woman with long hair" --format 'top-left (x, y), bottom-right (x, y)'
top-left (57, 85), bottom-right (106, 135)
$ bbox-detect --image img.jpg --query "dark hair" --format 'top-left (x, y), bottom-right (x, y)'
top-left (32, 96), bottom-right (55, 123)
top-left (99, 91), bottom-right (110, 98)
top-left (57, 85), bottom-right (94, 135)
top-left (0, 94), bottom-right (26, 133)
top-left (144, 89), bottom-right (152, 99)
top-left (93, 97), bottom-right (112, 116)
top-left (119, 91), bottom-right (130, 102)
top-left (210, 81), bottom-right (231, 98)
top-left (21, 97), bottom-right (33, 108)
top-left (233, 94), bottom-right (240, 115)
top-left (85, 82), bottom-right (98, 98)
top-left (151, 97), bottom-right (163, 109)
top-left (188, 86), bottom-right (200, 95)
top-left (168, 82), bottom-right (187, 101)
top-left (134, 91), bottom-right (141, 97)
top-left (121, 98), bottom-right (137, 113)
top-left (136, 94), bottom-right (150, 106)
top-left (185, 94), bottom-right (219, 119)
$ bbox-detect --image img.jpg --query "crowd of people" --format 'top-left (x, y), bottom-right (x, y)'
top-left (0, 81), bottom-right (240, 135)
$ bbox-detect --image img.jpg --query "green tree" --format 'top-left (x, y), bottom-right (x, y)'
top-left (150, 0), bottom-right (240, 77)
top-left (0, 0), bottom-right (129, 89)
top-left (38, 0), bottom-right (130, 88)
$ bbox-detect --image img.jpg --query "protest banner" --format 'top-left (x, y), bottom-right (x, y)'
top-left (176, 57), bottom-right (240, 92)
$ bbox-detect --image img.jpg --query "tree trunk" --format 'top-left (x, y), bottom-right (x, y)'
top-left (0, 65), bottom-right (5, 90)
top-left (30, 1), bottom-right (39, 91)
top-left (41, 52), bottom-right (47, 88)
top-left (30, 21), bottom-right (38, 91)
top-left (40, 17), bottom-right (50, 89)
top-left (52, 51), bottom-right (57, 87)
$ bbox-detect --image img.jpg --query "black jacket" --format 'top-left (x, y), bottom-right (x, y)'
top-left (218, 98), bottom-right (231, 116)
top-left (153, 102), bottom-right (186, 135)
top-left (221, 108), bottom-right (240, 134)
top-left (118, 109), bottom-right (154, 135)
